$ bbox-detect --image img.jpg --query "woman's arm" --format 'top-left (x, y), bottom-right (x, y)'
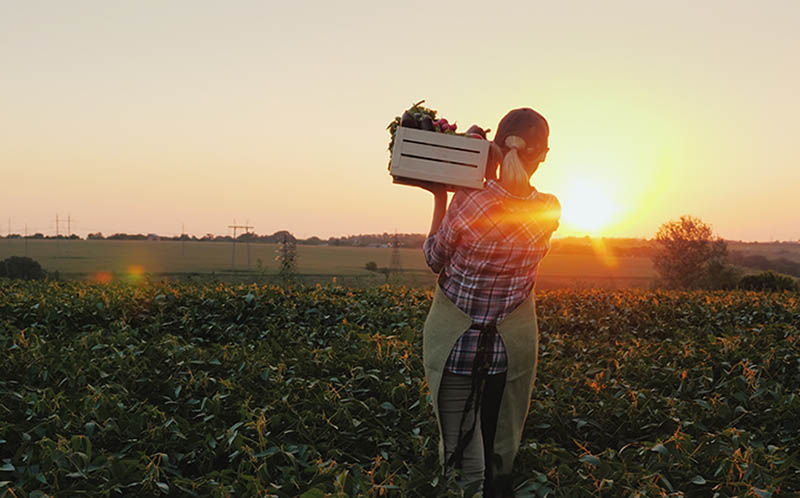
top-left (401, 179), bottom-right (453, 274)
top-left (428, 189), bottom-right (448, 236)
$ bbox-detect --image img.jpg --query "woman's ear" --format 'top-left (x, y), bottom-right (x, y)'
top-left (523, 147), bottom-right (548, 175)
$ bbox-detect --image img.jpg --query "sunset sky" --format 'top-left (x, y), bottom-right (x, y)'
top-left (2, 1), bottom-right (798, 242)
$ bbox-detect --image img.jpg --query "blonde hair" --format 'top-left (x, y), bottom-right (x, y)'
top-left (499, 135), bottom-right (529, 192)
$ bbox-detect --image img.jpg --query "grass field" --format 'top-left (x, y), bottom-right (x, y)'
top-left (0, 239), bottom-right (657, 289)
top-left (729, 241), bottom-right (800, 263)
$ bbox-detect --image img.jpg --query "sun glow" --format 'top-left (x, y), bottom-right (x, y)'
top-left (560, 178), bottom-right (618, 234)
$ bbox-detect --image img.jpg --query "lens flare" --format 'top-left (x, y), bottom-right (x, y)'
top-left (128, 265), bottom-right (144, 281)
top-left (589, 237), bottom-right (619, 268)
top-left (92, 271), bottom-right (113, 284)
top-left (561, 178), bottom-right (617, 234)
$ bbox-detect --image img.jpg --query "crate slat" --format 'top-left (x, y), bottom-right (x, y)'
top-left (390, 127), bottom-right (489, 190)
top-left (399, 141), bottom-right (483, 168)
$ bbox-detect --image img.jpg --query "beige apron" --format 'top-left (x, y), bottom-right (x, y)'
top-left (423, 285), bottom-right (539, 476)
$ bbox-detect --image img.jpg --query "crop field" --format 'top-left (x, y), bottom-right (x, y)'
top-left (1, 280), bottom-right (799, 497)
top-left (0, 240), bottom-right (656, 289)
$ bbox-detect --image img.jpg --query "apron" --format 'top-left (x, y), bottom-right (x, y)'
top-left (423, 284), bottom-right (539, 477)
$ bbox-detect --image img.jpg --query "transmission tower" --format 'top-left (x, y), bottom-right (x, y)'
top-left (227, 219), bottom-right (253, 268)
top-left (389, 231), bottom-right (403, 280)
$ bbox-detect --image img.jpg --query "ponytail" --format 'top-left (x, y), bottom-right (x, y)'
top-left (499, 135), bottom-right (529, 192)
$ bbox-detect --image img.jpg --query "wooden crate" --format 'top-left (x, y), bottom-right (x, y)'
top-left (390, 127), bottom-right (489, 190)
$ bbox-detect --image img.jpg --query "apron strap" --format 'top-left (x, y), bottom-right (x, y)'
top-left (446, 322), bottom-right (498, 469)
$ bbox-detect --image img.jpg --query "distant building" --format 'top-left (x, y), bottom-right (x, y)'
top-left (146, 234), bottom-right (161, 241)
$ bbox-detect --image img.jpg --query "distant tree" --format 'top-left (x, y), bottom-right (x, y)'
top-left (739, 271), bottom-right (799, 292)
top-left (107, 233), bottom-right (146, 241)
top-left (0, 256), bottom-right (45, 280)
top-left (301, 236), bottom-right (324, 246)
top-left (87, 232), bottom-right (105, 240)
top-left (276, 233), bottom-right (298, 283)
top-left (652, 215), bottom-right (733, 289)
top-left (364, 261), bottom-right (392, 281)
top-left (705, 255), bottom-right (742, 290)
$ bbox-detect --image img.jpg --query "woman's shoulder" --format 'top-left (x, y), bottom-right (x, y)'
top-left (534, 191), bottom-right (560, 209)
top-left (451, 186), bottom-right (488, 208)
top-left (532, 191), bottom-right (561, 220)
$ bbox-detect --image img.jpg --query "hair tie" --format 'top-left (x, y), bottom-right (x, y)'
top-left (504, 135), bottom-right (526, 150)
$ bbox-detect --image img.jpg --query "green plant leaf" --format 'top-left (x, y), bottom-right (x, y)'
top-left (579, 455), bottom-right (601, 465)
top-left (651, 444), bottom-right (668, 455)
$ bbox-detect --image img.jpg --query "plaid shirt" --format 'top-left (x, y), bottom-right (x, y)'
top-left (424, 180), bottom-right (560, 375)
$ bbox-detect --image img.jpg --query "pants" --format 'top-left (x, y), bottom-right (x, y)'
top-left (438, 370), bottom-right (507, 493)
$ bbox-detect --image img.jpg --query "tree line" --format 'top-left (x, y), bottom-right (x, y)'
top-left (0, 230), bottom-right (428, 248)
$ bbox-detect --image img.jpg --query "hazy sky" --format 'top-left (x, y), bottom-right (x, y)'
top-left (2, 1), bottom-right (798, 241)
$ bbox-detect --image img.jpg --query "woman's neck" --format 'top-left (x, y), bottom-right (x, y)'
top-left (500, 178), bottom-right (534, 197)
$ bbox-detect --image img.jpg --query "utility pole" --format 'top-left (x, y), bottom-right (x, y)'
top-left (24, 224), bottom-right (28, 257)
top-left (181, 223), bottom-right (185, 258)
top-left (55, 214), bottom-right (61, 259)
top-left (227, 219), bottom-right (254, 269)
top-left (65, 214), bottom-right (72, 259)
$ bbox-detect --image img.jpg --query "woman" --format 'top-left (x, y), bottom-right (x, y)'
top-left (418, 108), bottom-right (560, 497)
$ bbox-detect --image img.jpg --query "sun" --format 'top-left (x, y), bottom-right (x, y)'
top-left (560, 178), bottom-right (617, 233)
